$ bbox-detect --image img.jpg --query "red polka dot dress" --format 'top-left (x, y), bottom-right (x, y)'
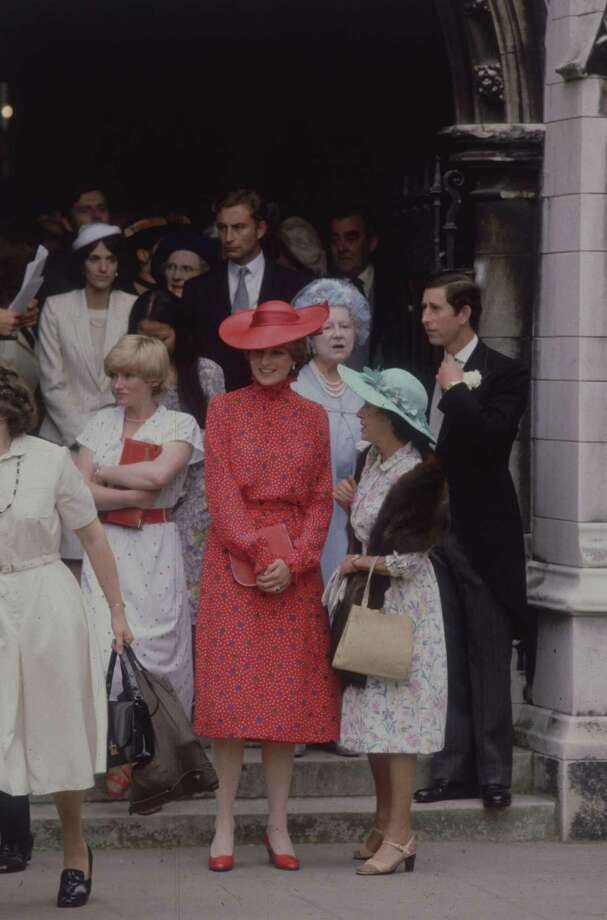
top-left (194, 379), bottom-right (341, 742)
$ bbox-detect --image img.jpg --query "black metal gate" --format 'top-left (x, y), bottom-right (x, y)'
top-left (394, 157), bottom-right (469, 377)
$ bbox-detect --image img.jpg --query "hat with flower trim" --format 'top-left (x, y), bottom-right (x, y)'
top-left (338, 365), bottom-right (434, 444)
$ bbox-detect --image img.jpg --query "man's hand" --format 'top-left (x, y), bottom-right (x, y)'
top-left (0, 308), bottom-right (21, 337)
top-left (0, 299), bottom-right (39, 337)
top-left (20, 299), bottom-right (39, 329)
top-left (436, 354), bottom-right (464, 391)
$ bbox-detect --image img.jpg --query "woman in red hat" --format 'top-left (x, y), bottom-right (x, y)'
top-left (194, 300), bottom-right (341, 872)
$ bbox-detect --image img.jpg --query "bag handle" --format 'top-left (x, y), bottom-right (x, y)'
top-left (121, 644), bottom-right (161, 716)
top-left (106, 647), bottom-right (140, 700)
top-left (360, 556), bottom-right (380, 608)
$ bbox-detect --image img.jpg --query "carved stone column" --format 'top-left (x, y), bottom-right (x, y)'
top-left (439, 123), bottom-right (543, 525)
top-left (516, 1), bottom-right (607, 840)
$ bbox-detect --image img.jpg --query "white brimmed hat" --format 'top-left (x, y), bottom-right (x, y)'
top-left (72, 222), bottom-right (122, 251)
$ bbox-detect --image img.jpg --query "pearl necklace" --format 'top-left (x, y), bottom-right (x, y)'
top-left (310, 360), bottom-right (346, 398)
top-left (0, 455), bottom-right (22, 515)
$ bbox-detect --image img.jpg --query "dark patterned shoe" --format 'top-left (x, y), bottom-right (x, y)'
top-left (57, 847), bottom-right (93, 908)
top-left (0, 835), bottom-right (33, 874)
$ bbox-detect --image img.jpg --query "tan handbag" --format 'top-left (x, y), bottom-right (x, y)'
top-left (332, 558), bottom-right (413, 682)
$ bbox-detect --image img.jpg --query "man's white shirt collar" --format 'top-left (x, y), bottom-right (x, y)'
top-left (449, 333), bottom-right (478, 367)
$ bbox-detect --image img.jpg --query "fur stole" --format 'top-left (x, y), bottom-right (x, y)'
top-left (331, 454), bottom-right (447, 689)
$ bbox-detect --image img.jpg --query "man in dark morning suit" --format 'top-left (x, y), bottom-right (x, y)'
top-left (329, 206), bottom-right (410, 369)
top-left (182, 189), bottom-right (312, 391)
top-left (414, 272), bottom-right (530, 810)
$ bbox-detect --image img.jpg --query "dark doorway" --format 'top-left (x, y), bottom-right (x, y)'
top-left (1, 0), bottom-right (453, 226)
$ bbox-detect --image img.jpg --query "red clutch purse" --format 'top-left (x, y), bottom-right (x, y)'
top-left (102, 438), bottom-right (162, 529)
top-left (229, 523), bottom-right (294, 587)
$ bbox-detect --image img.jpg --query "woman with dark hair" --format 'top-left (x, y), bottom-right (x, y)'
top-left (129, 289), bottom-right (225, 624)
top-left (37, 223), bottom-right (136, 569)
top-left (330, 367), bottom-right (447, 876)
top-left (0, 364), bottom-right (132, 905)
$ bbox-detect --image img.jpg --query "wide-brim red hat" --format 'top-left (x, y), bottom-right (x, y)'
top-left (218, 299), bottom-right (329, 350)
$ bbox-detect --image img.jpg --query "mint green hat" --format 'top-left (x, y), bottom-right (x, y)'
top-left (338, 365), bottom-right (434, 444)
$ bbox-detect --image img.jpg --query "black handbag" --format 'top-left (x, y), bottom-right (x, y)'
top-left (106, 649), bottom-right (155, 770)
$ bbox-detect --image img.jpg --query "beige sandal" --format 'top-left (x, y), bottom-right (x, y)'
top-left (355, 835), bottom-right (416, 876)
top-left (352, 826), bottom-right (384, 860)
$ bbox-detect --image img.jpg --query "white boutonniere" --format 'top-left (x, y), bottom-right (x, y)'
top-left (462, 370), bottom-right (482, 390)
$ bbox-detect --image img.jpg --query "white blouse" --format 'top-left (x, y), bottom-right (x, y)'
top-left (77, 404), bottom-right (203, 509)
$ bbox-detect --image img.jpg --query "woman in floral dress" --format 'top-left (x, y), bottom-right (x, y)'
top-left (331, 366), bottom-right (447, 877)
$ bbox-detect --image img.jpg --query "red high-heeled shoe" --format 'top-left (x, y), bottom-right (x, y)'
top-left (208, 854), bottom-right (234, 872)
top-left (262, 831), bottom-right (300, 871)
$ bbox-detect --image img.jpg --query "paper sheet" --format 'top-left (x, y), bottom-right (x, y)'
top-left (9, 245), bottom-right (48, 314)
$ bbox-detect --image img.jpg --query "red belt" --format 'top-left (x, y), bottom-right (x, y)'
top-left (138, 508), bottom-right (170, 524)
top-left (99, 508), bottom-right (171, 526)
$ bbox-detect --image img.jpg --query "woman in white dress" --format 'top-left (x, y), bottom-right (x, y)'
top-left (37, 222), bottom-right (136, 569)
top-left (0, 365), bottom-right (132, 906)
top-left (331, 367), bottom-right (447, 876)
top-left (76, 335), bottom-right (202, 795)
top-left (292, 278), bottom-right (370, 585)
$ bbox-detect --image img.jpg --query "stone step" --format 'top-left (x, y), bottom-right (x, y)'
top-left (32, 746), bottom-right (535, 804)
top-left (31, 794), bottom-right (556, 849)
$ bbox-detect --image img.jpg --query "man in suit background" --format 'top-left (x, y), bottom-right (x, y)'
top-left (329, 205), bottom-right (409, 370)
top-left (182, 189), bottom-right (311, 390)
top-left (37, 185), bottom-right (112, 305)
top-left (414, 271), bottom-right (529, 809)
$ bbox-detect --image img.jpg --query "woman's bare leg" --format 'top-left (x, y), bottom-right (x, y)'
top-left (261, 741), bottom-right (295, 856)
top-left (367, 753), bottom-right (417, 867)
top-left (210, 739), bottom-right (245, 857)
top-left (367, 753), bottom-right (391, 834)
top-left (53, 791), bottom-right (89, 875)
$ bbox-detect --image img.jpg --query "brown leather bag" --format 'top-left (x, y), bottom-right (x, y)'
top-left (122, 647), bottom-right (218, 815)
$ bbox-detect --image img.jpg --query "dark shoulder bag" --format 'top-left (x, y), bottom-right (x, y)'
top-left (106, 649), bottom-right (155, 770)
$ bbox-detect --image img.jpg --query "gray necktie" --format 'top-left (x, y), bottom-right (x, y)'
top-left (232, 266), bottom-right (250, 312)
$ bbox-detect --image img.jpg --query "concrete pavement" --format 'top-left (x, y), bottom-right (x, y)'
top-left (1, 841), bottom-right (605, 920)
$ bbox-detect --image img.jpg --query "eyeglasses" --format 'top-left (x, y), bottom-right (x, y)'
top-left (165, 262), bottom-right (198, 274)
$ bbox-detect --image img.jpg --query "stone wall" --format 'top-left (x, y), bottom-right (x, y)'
top-left (518, 0), bottom-right (607, 841)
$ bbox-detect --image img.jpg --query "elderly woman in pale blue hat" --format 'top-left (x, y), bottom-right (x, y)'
top-left (291, 278), bottom-right (372, 758)
top-left (329, 365), bottom-right (448, 878)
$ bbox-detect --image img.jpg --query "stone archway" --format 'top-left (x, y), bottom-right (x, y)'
top-left (435, 0), bottom-right (545, 124)
top-left (423, 1), bottom-right (547, 536)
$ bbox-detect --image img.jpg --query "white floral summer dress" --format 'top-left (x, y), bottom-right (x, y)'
top-left (340, 443), bottom-right (447, 754)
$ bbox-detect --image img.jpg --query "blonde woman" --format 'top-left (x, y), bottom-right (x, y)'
top-left (76, 336), bottom-right (202, 796)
